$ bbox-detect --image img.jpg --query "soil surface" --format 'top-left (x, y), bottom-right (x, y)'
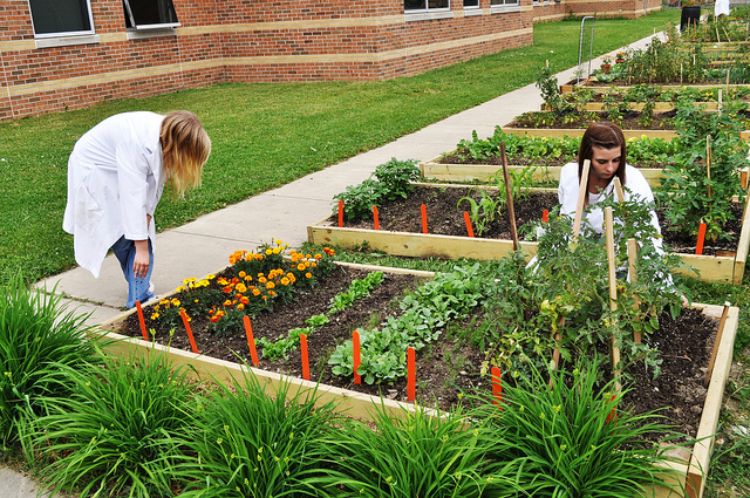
top-left (508, 110), bottom-right (678, 130)
top-left (342, 185), bottom-right (742, 254)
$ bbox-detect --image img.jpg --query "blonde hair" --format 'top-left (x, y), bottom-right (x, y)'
top-left (160, 110), bottom-right (211, 197)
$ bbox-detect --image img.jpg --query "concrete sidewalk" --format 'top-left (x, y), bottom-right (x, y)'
top-left (11, 31), bottom-right (660, 497)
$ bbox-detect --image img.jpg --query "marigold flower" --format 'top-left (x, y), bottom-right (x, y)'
top-left (275, 239), bottom-right (283, 245)
top-left (236, 283), bottom-right (247, 293)
top-left (252, 289), bottom-right (261, 296)
top-left (171, 299), bottom-right (181, 307)
top-left (240, 296), bottom-right (249, 305)
top-left (210, 315), bottom-right (221, 323)
top-left (281, 277), bottom-right (290, 286)
top-left (239, 271), bottom-right (246, 278)
top-left (223, 286), bottom-right (233, 294)
top-left (315, 253), bottom-right (322, 260)
top-left (297, 263), bottom-right (306, 271)
top-left (265, 249), bottom-right (272, 255)
top-left (266, 282), bottom-right (275, 289)
top-left (269, 291), bottom-right (277, 297)
top-left (305, 272), bottom-right (312, 279)
top-left (272, 247), bottom-right (281, 255)
top-left (237, 304), bottom-right (245, 311)
top-left (206, 274), bottom-right (216, 280)
top-left (150, 313), bottom-right (160, 320)
top-left (218, 278), bottom-right (228, 286)
top-left (244, 275), bottom-right (252, 281)
top-left (258, 277), bottom-right (268, 284)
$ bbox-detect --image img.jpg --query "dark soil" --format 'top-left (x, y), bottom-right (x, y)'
top-left (342, 185), bottom-right (742, 254)
top-left (120, 266), bottom-right (419, 367)
top-left (508, 110), bottom-right (678, 130)
top-left (437, 152), bottom-right (668, 170)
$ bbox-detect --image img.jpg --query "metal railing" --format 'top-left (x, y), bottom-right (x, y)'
top-left (577, 16), bottom-right (596, 84)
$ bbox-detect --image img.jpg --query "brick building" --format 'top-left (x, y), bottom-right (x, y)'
top-left (0, 0), bottom-right (661, 121)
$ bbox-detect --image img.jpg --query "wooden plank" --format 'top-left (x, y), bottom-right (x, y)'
top-left (732, 193), bottom-right (750, 283)
top-left (420, 161), bottom-right (665, 186)
top-left (563, 82), bottom-right (750, 95)
top-left (501, 127), bottom-right (678, 140)
top-left (686, 306), bottom-right (740, 498)
top-left (542, 102), bottom-right (720, 112)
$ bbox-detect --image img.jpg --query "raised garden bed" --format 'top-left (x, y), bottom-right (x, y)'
top-left (509, 110), bottom-right (681, 131)
top-left (501, 126), bottom-right (678, 140)
top-left (560, 80), bottom-right (750, 95)
top-left (308, 185), bottom-right (750, 284)
top-left (93, 278), bottom-right (739, 498)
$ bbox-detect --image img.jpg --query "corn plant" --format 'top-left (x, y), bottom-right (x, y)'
top-left (0, 274), bottom-right (98, 448)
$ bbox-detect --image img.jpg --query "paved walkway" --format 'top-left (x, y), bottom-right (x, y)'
top-left (13, 33), bottom-right (660, 495)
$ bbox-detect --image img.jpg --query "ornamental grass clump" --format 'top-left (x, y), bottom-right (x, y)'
top-left (310, 406), bottom-right (494, 498)
top-left (20, 355), bottom-right (193, 497)
top-left (0, 273), bottom-right (98, 448)
top-left (173, 375), bottom-right (338, 497)
top-left (476, 361), bottom-right (681, 497)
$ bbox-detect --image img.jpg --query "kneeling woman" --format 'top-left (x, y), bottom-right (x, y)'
top-left (63, 111), bottom-right (211, 308)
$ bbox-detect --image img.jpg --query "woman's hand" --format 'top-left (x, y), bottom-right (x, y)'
top-left (133, 239), bottom-right (150, 278)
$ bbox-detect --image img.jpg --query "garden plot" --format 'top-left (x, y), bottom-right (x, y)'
top-left (308, 183), bottom-right (750, 283)
top-left (93, 250), bottom-right (739, 498)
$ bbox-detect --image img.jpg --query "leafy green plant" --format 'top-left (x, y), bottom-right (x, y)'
top-left (174, 375), bottom-right (337, 497)
top-left (476, 360), bottom-right (681, 497)
top-left (20, 355), bottom-right (193, 497)
top-left (333, 159), bottom-right (420, 222)
top-left (310, 405), bottom-right (494, 498)
top-left (0, 274), bottom-right (98, 448)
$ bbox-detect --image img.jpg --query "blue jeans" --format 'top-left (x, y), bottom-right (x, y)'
top-left (111, 236), bottom-right (154, 308)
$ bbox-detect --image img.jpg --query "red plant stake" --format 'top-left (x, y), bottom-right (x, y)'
top-left (463, 211), bottom-right (475, 238)
top-left (135, 301), bottom-right (149, 341)
top-left (243, 315), bottom-right (260, 367)
top-left (372, 206), bottom-right (380, 230)
top-left (606, 394), bottom-right (618, 424)
top-left (337, 199), bottom-right (345, 228)
top-left (696, 222), bottom-right (707, 255)
top-left (420, 203), bottom-right (428, 234)
top-left (542, 209), bottom-right (549, 223)
top-left (491, 366), bottom-right (503, 408)
top-left (407, 347), bottom-right (416, 402)
top-left (352, 330), bottom-right (362, 385)
top-left (179, 308), bottom-right (200, 354)
top-left (300, 333), bottom-right (311, 381)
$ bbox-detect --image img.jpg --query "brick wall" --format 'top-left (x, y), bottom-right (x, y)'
top-left (533, 0), bottom-right (663, 21)
top-left (0, 0), bottom-right (657, 121)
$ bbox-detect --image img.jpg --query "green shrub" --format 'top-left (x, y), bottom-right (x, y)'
top-left (21, 356), bottom-right (193, 497)
top-left (0, 274), bottom-right (97, 447)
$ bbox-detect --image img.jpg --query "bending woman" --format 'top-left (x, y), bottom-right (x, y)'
top-left (63, 111), bottom-right (211, 308)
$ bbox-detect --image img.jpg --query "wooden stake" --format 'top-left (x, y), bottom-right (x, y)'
top-left (613, 177), bottom-right (625, 203)
top-left (300, 333), bottom-right (310, 381)
top-left (337, 199), bottom-right (344, 228)
top-left (420, 203), bottom-right (428, 234)
top-left (352, 330), bottom-right (362, 385)
top-left (718, 88), bottom-right (723, 116)
top-left (612, 178), bottom-right (641, 344)
top-left (741, 168), bottom-right (750, 191)
top-left (706, 136), bottom-right (713, 199)
top-left (179, 308), bottom-right (200, 354)
top-left (491, 366), bottom-right (503, 408)
top-left (549, 316), bottom-right (566, 386)
top-left (705, 302), bottom-right (731, 386)
top-left (696, 221), bottom-right (707, 255)
top-left (500, 143), bottom-right (519, 251)
top-left (406, 347), bottom-right (416, 402)
top-left (135, 301), bottom-right (149, 341)
top-left (572, 159), bottom-right (591, 243)
top-left (243, 315), bottom-right (260, 367)
top-left (463, 211), bottom-right (475, 238)
top-left (372, 206), bottom-right (380, 230)
top-left (604, 207), bottom-right (621, 394)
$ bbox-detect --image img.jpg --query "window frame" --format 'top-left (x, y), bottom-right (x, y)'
top-left (404, 0), bottom-right (452, 14)
top-left (27, 0), bottom-right (96, 39)
top-left (123, 0), bottom-right (180, 31)
top-left (490, 0), bottom-right (520, 6)
top-left (463, 0), bottom-right (480, 9)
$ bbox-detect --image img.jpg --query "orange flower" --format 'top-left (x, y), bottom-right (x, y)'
top-left (237, 303), bottom-right (245, 311)
top-left (266, 282), bottom-right (275, 290)
top-left (281, 277), bottom-right (290, 286)
top-left (252, 289), bottom-right (261, 296)
top-left (305, 272), bottom-right (312, 279)
top-left (236, 283), bottom-right (247, 293)
top-left (240, 296), bottom-right (249, 305)
top-left (224, 299), bottom-right (232, 307)
top-left (239, 271), bottom-right (247, 278)
top-left (223, 286), bottom-right (233, 294)
top-left (297, 263), bottom-right (306, 271)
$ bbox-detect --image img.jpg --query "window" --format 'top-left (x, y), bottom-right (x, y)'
top-left (123, 0), bottom-right (179, 30)
top-left (405, 0), bottom-right (450, 12)
top-left (28, 0), bottom-right (94, 37)
top-left (464, 0), bottom-right (479, 7)
top-left (491, 0), bottom-right (519, 5)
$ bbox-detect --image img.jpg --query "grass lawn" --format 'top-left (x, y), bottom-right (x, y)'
top-left (0, 9), bottom-right (678, 283)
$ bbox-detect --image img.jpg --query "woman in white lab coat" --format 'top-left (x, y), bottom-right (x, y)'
top-left (63, 110), bottom-right (211, 308)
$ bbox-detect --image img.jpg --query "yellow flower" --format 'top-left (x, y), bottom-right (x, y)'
top-left (236, 283), bottom-right (247, 293)
top-left (259, 276), bottom-right (268, 284)
top-left (252, 289), bottom-right (261, 296)
top-left (224, 299), bottom-right (232, 307)
top-left (275, 239), bottom-right (283, 245)
top-left (297, 263), bottom-right (306, 271)
top-left (266, 282), bottom-right (275, 289)
top-left (171, 299), bottom-right (181, 307)
top-left (281, 277), bottom-right (290, 286)
top-left (150, 313), bottom-right (160, 320)
top-left (239, 271), bottom-right (246, 278)
top-left (305, 272), bottom-right (312, 279)
top-left (206, 273), bottom-right (216, 280)
top-left (265, 249), bottom-right (272, 255)
top-left (237, 303), bottom-right (245, 311)
top-left (272, 247), bottom-right (281, 255)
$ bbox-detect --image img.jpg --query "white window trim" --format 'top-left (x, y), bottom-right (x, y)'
top-left (126, 27), bottom-right (177, 40)
top-left (404, 0), bottom-right (452, 15)
top-left (35, 34), bottom-right (100, 48)
top-left (27, 0), bottom-right (96, 39)
top-left (123, 0), bottom-right (180, 30)
top-left (490, 0), bottom-right (521, 14)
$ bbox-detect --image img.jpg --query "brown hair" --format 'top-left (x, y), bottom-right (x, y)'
top-left (578, 121), bottom-right (627, 187)
top-left (160, 110), bottom-right (211, 197)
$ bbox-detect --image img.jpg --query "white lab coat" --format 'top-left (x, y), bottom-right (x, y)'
top-left (558, 162), bottom-right (664, 253)
top-left (63, 112), bottom-right (167, 278)
top-left (715, 0), bottom-right (730, 17)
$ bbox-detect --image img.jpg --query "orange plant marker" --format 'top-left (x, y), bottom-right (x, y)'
top-left (542, 209), bottom-right (549, 223)
top-left (337, 199), bottom-right (344, 228)
top-left (243, 315), bottom-right (260, 367)
top-left (463, 211), bottom-right (475, 238)
top-left (135, 301), bottom-right (149, 341)
top-left (491, 366), bottom-right (503, 408)
top-left (420, 203), bottom-right (428, 234)
top-left (179, 308), bottom-right (200, 353)
top-left (406, 347), bottom-right (416, 402)
top-left (372, 206), bottom-right (380, 230)
top-left (696, 222), bottom-right (707, 255)
top-left (352, 330), bottom-right (362, 385)
top-left (606, 394), bottom-right (618, 424)
top-left (300, 333), bottom-right (311, 381)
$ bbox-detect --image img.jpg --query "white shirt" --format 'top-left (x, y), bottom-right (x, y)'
top-left (558, 162), bottom-right (664, 253)
top-left (715, 0), bottom-right (730, 17)
top-left (63, 112), bottom-right (167, 278)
